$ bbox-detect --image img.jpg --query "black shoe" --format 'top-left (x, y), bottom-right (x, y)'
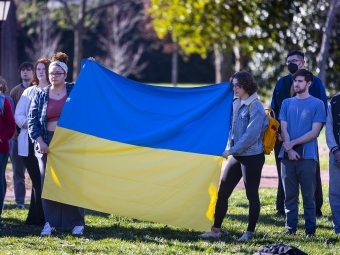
top-left (306, 232), bottom-right (315, 238)
top-left (285, 229), bottom-right (296, 235)
top-left (316, 211), bottom-right (323, 218)
top-left (276, 210), bottom-right (285, 216)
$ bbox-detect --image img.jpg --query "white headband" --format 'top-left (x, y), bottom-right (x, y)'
top-left (49, 61), bottom-right (68, 74)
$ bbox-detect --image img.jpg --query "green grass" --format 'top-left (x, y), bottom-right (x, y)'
top-left (1, 187), bottom-right (338, 254)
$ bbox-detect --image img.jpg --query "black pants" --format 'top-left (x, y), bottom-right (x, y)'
top-left (22, 137), bottom-right (45, 225)
top-left (213, 153), bottom-right (265, 232)
top-left (274, 141), bottom-right (323, 214)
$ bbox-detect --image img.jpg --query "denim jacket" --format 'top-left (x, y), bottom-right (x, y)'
top-left (227, 92), bottom-right (268, 156)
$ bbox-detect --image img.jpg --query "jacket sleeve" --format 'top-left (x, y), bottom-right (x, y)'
top-left (28, 93), bottom-right (42, 140)
top-left (311, 77), bottom-right (328, 115)
top-left (0, 98), bottom-right (16, 142)
top-left (326, 103), bottom-right (339, 153)
top-left (270, 79), bottom-right (282, 120)
top-left (229, 102), bottom-right (268, 155)
top-left (15, 93), bottom-right (29, 128)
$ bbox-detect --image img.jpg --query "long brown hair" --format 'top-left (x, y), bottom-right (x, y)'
top-left (32, 58), bottom-right (51, 85)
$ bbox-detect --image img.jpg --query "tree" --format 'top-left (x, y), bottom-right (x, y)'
top-left (25, 6), bottom-right (62, 61)
top-left (1, 0), bottom-right (19, 91)
top-left (316, 0), bottom-right (340, 85)
top-left (98, 2), bottom-right (147, 77)
top-left (55, 0), bottom-right (118, 80)
top-left (149, 0), bottom-right (297, 83)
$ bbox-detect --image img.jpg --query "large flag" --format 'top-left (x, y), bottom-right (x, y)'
top-left (43, 60), bottom-right (234, 231)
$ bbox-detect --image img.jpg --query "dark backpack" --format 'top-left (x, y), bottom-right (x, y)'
top-left (254, 244), bottom-right (308, 255)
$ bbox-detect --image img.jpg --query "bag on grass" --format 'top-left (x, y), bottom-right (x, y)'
top-left (253, 243), bottom-right (308, 255)
top-left (249, 99), bottom-right (280, 155)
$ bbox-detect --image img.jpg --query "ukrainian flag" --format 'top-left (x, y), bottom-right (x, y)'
top-left (43, 60), bottom-right (233, 231)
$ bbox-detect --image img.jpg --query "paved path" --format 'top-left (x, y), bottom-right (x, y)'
top-left (4, 165), bottom-right (329, 201)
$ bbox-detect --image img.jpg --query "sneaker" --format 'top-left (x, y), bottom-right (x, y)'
top-left (306, 232), bottom-right (315, 238)
top-left (17, 204), bottom-right (25, 210)
top-left (285, 229), bottom-right (296, 235)
top-left (40, 222), bottom-right (55, 236)
top-left (276, 210), bottom-right (285, 216)
top-left (72, 226), bottom-right (84, 236)
top-left (198, 230), bottom-right (221, 238)
top-left (238, 231), bottom-right (254, 241)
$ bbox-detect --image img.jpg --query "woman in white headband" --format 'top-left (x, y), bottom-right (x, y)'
top-left (28, 52), bottom-right (95, 237)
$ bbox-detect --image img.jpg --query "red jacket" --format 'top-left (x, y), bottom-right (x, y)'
top-left (0, 98), bottom-right (16, 153)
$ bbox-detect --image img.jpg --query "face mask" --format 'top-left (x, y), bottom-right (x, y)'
top-left (287, 63), bottom-right (299, 74)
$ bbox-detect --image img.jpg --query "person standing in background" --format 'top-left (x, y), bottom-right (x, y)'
top-left (279, 69), bottom-right (326, 238)
top-left (270, 50), bottom-right (327, 217)
top-left (0, 77), bottom-right (16, 227)
top-left (15, 58), bottom-right (51, 225)
top-left (326, 92), bottom-right (340, 235)
top-left (9, 62), bottom-right (34, 209)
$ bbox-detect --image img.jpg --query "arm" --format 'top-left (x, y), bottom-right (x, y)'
top-left (228, 102), bottom-right (267, 155)
top-left (27, 95), bottom-right (49, 153)
top-left (0, 99), bottom-right (16, 143)
top-left (311, 77), bottom-right (328, 115)
top-left (283, 122), bottom-right (323, 151)
top-left (325, 104), bottom-right (340, 164)
top-left (15, 94), bottom-right (29, 129)
top-left (270, 80), bottom-right (281, 120)
top-left (281, 120), bottom-right (300, 160)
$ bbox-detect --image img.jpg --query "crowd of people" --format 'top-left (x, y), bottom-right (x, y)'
top-left (0, 49), bottom-right (339, 241)
top-left (200, 50), bottom-right (339, 240)
top-left (0, 52), bottom-right (93, 236)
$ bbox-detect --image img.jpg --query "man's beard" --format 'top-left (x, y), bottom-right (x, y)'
top-left (295, 86), bottom-right (308, 94)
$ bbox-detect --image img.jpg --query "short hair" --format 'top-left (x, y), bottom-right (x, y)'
top-left (0, 76), bottom-right (8, 94)
top-left (230, 71), bottom-right (258, 95)
top-left (293, 69), bottom-right (314, 83)
top-left (18, 62), bottom-right (34, 72)
top-left (51, 52), bottom-right (69, 64)
top-left (32, 58), bottom-right (51, 85)
top-left (287, 50), bottom-right (305, 60)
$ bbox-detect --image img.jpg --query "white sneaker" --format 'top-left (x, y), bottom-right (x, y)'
top-left (72, 226), bottom-right (84, 236)
top-left (238, 231), bottom-right (254, 241)
top-left (41, 222), bottom-right (55, 236)
top-left (199, 230), bottom-right (221, 238)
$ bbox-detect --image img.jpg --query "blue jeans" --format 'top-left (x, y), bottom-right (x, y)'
top-left (281, 159), bottom-right (316, 234)
top-left (0, 153), bottom-right (9, 221)
top-left (10, 139), bottom-right (26, 205)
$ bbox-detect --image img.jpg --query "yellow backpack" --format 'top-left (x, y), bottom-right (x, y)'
top-left (249, 100), bottom-right (280, 155)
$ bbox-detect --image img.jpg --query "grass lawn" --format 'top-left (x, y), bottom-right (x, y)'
top-left (1, 187), bottom-right (338, 254)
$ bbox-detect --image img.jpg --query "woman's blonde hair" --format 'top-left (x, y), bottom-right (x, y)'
top-left (0, 76), bottom-right (8, 94)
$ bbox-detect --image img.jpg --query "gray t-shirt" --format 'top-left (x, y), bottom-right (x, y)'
top-left (279, 96), bottom-right (326, 161)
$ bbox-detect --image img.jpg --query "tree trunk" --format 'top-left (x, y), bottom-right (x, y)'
top-left (72, 0), bottom-right (87, 80)
top-left (214, 46), bottom-right (233, 83)
top-left (171, 43), bottom-right (178, 86)
top-left (316, 0), bottom-right (340, 85)
top-left (1, 1), bottom-right (18, 92)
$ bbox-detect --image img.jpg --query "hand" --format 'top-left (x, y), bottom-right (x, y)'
top-left (287, 149), bottom-right (300, 161)
top-left (283, 141), bottom-right (294, 151)
top-left (222, 150), bottom-right (230, 159)
top-left (37, 141), bottom-right (49, 154)
top-left (277, 134), bottom-right (283, 142)
top-left (88, 57), bottom-right (96, 61)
